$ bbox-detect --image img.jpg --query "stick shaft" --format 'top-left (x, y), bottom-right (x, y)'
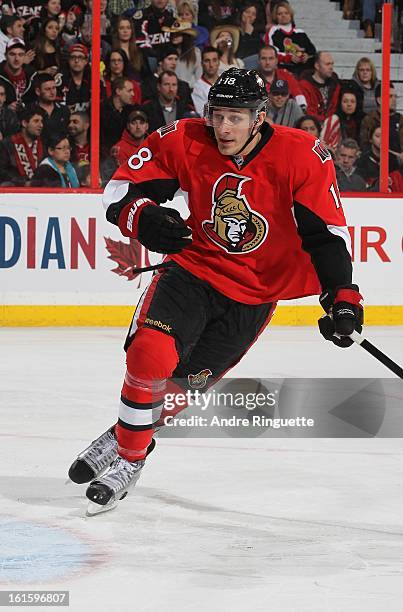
top-left (350, 331), bottom-right (403, 378)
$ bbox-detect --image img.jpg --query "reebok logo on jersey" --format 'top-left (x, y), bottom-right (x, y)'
top-left (145, 318), bottom-right (172, 333)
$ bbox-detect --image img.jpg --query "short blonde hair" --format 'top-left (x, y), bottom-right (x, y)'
top-left (272, 1), bottom-right (294, 24)
top-left (177, 0), bottom-right (196, 20)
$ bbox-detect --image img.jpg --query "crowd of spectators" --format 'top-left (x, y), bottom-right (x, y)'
top-left (0, 0), bottom-right (401, 191)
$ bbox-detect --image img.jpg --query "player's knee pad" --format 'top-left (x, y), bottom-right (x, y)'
top-left (123, 327), bottom-right (179, 404)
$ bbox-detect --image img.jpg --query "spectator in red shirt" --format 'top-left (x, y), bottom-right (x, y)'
top-left (299, 51), bottom-right (341, 122)
top-left (0, 38), bottom-right (37, 109)
top-left (257, 45), bottom-right (307, 110)
top-left (112, 108), bottom-right (149, 166)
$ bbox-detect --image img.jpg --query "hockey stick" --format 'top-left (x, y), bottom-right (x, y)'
top-left (349, 330), bottom-right (403, 379)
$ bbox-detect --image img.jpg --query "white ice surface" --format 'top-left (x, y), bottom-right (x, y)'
top-left (0, 326), bottom-right (403, 612)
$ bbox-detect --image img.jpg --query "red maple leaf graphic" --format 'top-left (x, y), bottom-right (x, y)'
top-left (104, 237), bottom-right (143, 281)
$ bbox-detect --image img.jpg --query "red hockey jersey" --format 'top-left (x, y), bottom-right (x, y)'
top-left (103, 119), bottom-right (352, 305)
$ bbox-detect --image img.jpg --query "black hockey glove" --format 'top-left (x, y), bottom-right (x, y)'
top-left (137, 204), bottom-right (192, 254)
top-left (318, 284), bottom-right (364, 348)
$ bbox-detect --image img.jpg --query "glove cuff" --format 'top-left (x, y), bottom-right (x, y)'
top-left (118, 199), bottom-right (156, 238)
top-left (319, 283), bottom-right (361, 313)
top-left (335, 288), bottom-right (363, 308)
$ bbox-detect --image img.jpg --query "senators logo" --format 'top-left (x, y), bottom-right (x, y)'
top-left (188, 369), bottom-right (213, 389)
top-left (202, 174), bottom-right (268, 254)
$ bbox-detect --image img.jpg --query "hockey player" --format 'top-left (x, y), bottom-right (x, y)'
top-left (68, 68), bottom-right (364, 515)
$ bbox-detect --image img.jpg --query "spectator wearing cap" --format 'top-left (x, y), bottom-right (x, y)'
top-left (0, 105), bottom-right (45, 185)
top-left (100, 76), bottom-right (136, 153)
top-left (0, 15), bottom-right (25, 63)
top-left (61, 43), bottom-right (92, 114)
top-left (359, 82), bottom-right (403, 155)
top-left (133, 0), bottom-right (175, 53)
top-left (32, 73), bottom-right (69, 144)
top-left (258, 45), bottom-right (307, 110)
top-left (102, 49), bottom-right (141, 104)
top-left (0, 38), bottom-right (37, 109)
top-left (143, 69), bottom-right (195, 133)
top-left (68, 110), bottom-right (90, 165)
top-left (112, 108), bottom-right (149, 166)
top-left (266, 78), bottom-right (303, 127)
top-left (210, 25), bottom-right (245, 76)
top-left (165, 19), bottom-right (201, 89)
top-left (0, 81), bottom-right (19, 139)
top-left (299, 51), bottom-right (341, 122)
top-left (141, 43), bottom-right (192, 105)
top-left (191, 46), bottom-right (220, 117)
top-left (265, 1), bottom-right (316, 76)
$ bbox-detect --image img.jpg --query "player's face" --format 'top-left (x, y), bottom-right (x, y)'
top-left (258, 49), bottom-right (277, 75)
top-left (202, 52), bottom-right (219, 78)
top-left (337, 146), bottom-right (357, 171)
top-left (212, 107), bottom-right (260, 155)
top-left (341, 93), bottom-right (357, 116)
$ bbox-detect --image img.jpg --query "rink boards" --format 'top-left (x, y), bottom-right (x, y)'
top-left (0, 192), bottom-right (402, 326)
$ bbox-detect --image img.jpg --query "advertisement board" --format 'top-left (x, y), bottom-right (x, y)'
top-left (0, 193), bottom-right (402, 325)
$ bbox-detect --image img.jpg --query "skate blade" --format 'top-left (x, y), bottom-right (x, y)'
top-left (86, 499), bottom-right (118, 516)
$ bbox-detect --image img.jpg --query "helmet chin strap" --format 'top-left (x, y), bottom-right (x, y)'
top-left (233, 122), bottom-right (260, 156)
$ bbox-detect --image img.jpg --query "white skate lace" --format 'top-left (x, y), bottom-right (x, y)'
top-left (79, 429), bottom-right (118, 471)
top-left (96, 457), bottom-right (144, 494)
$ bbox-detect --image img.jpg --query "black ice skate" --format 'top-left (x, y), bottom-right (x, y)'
top-left (86, 456), bottom-right (145, 515)
top-left (68, 426), bottom-right (118, 484)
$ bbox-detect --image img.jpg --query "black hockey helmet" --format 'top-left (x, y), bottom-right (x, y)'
top-left (205, 68), bottom-right (268, 120)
